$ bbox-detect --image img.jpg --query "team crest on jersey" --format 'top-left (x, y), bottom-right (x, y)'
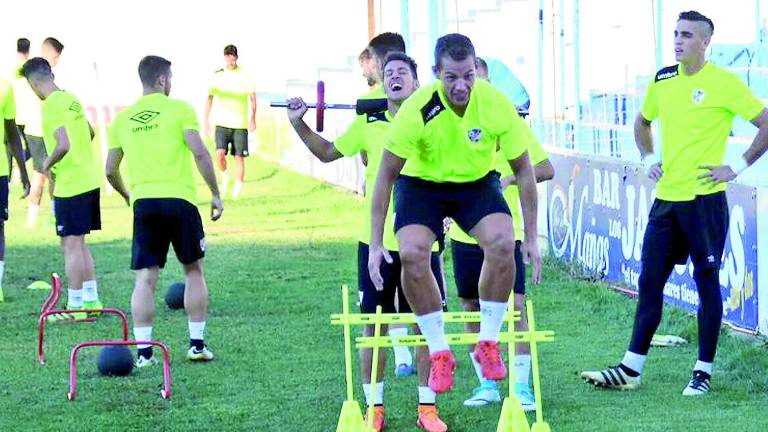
top-left (692, 89), bottom-right (706, 104)
top-left (467, 128), bottom-right (483, 143)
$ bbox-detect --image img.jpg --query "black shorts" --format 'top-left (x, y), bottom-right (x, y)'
top-left (215, 126), bottom-right (249, 157)
top-left (26, 135), bottom-right (47, 173)
top-left (393, 172), bottom-right (511, 238)
top-left (54, 188), bottom-right (101, 237)
top-left (452, 239), bottom-right (525, 298)
top-left (642, 192), bottom-right (729, 270)
top-left (131, 198), bottom-right (206, 270)
top-left (0, 176), bottom-right (8, 221)
top-left (357, 242), bottom-right (446, 314)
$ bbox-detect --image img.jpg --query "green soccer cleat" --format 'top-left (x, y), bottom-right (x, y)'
top-left (83, 300), bottom-right (104, 317)
top-left (187, 346), bottom-right (214, 362)
top-left (46, 309), bottom-right (88, 322)
top-left (135, 355), bottom-right (158, 369)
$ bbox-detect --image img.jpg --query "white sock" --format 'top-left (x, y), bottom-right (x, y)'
top-left (478, 299), bottom-right (508, 342)
top-left (418, 386), bottom-right (436, 405)
top-left (134, 326), bottom-right (153, 349)
top-left (67, 288), bottom-right (83, 308)
top-left (0, 261), bottom-right (5, 293)
top-left (470, 352), bottom-right (495, 386)
top-left (82, 280), bottom-right (98, 302)
top-left (415, 311), bottom-right (449, 354)
top-left (188, 321), bottom-right (206, 340)
top-left (232, 180), bottom-right (243, 197)
top-left (362, 382), bottom-right (384, 406)
top-left (515, 354), bottom-right (532, 385)
top-left (694, 360), bottom-right (713, 376)
top-left (389, 327), bottom-right (413, 366)
top-left (621, 351), bottom-right (647, 375)
top-left (26, 204), bottom-right (40, 226)
top-left (219, 171), bottom-right (229, 195)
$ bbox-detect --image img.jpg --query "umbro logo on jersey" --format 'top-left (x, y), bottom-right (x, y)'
top-left (68, 102), bottom-right (82, 113)
top-left (692, 89), bottom-right (706, 104)
top-left (468, 128), bottom-right (483, 143)
top-left (420, 91), bottom-right (445, 124)
top-left (655, 65), bottom-right (679, 82)
top-left (130, 110), bottom-right (160, 124)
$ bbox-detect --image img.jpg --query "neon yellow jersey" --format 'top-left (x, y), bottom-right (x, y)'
top-left (386, 79), bottom-right (528, 183)
top-left (0, 79), bottom-right (16, 177)
top-left (209, 66), bottom-right (254, 130)
top-left (42, 90), bottom-right (101, 197)
top-left (108, 93), bottom-right (199, 206)
top-left (449, 126), bottom-right (548, 244)
top-left (641, 62), bottom-right (765, 201)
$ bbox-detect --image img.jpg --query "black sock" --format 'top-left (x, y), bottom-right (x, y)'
top-left (618, 363), bottom-right (640, 377)
top-left (190, 339), bottom-right (205, 350)
top-left (138, 347), bottom-right (153, 359)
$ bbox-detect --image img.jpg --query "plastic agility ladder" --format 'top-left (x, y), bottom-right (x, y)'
top-left (331, 285), bottom-right (555, 432)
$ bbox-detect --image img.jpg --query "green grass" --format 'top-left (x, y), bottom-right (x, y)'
top-left (1, 158), bottom-right (767, 431)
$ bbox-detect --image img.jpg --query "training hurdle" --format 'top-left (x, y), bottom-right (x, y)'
top-left (331, 285), bottom-right (555, 432)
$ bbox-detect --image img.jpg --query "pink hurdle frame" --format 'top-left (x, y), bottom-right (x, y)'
top-left (68, 340), bottom-right (171, 401)
top-left (40, 273), bottom-right (96, 322)
top-left (38, 308), bottom-right (129, 365)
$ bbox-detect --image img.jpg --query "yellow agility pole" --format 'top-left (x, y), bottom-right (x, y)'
top-left (356, 330), bottom-right (553, 348)
top-left (335, 285), bottom-right (366, 432)
top-left (333, 310), bottom-right (521, 326)
top-left (365, 306), bottom-right (384, 432)
top-left (527, 300), bottom-right (551, 432)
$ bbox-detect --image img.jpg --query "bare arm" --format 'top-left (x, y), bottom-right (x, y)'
top-left (105, 148), bottom-right (130, 205)
top-left (42, 127), bottom-right (71, 172)
top-left (4, 119), bottom-right (30, 198)
top-left (203, 95), bottom-right (214, 137)
top-left (509, 151), bottom-right (541, 283)
top-left (183, 130), bottom-right (223, 220)
top-left (249, 92), bottom-right (257, 132)
top-left (501, 158), bottom-right (554, 188)
top-left (699, 108), bottom-right (768, 185)
top-left (367, 150), bottom-right (406, 290)
top-left (286, 97), bottom-right (343, 162)
top-left (634, 113), bottom-right (663, 180)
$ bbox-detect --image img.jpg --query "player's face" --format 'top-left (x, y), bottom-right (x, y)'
top-left (674, 20), bottom-right (710, 63)
top-left (438, 55), bottom-right (476, 108)
top-left (41, 44), bottom-right (60, 68)
top-left (383, 60), bottom-right (418, 102)
top-left (224, 54), bottom-right (237, 70)
top-left (26, 76), bottom-right (46, 100)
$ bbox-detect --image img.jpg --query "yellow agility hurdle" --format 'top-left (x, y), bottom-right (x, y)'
top-left (331, 285), bottom-right (555, 432)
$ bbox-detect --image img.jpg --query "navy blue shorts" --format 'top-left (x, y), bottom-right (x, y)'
top-left (54, 188), bottom-right (101, 237)
top-left (0, 176), bottom-right (8, 221)
top-left (393, 172), bottom-right (511, 239)
top-left (357, 242), bottom-right (446, 313)
top-left (452, 239), bottom-right (526, 298)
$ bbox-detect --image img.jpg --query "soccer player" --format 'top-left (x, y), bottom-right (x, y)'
top-left (7, 38), bottom-right (31, 183)
top-left (204, 44), bottom-right (256, 199)
top-left (453, 127), bottom-right (552, 409)
top-left (41, 37), bottom-right (64, 68)
top-left (21, 57), bottom-right (103, 319)
top-left (287, 52), bottom-right (448, 432)
top-left (0, 78), bottom-right (31, 302)
top-left (106, 55), bottom-right (223, 366)
top-left (476, 57), bottom-right (531, 115)
top-left (369, 33), bottom-right (542, 395)
top-left (581, 11), bottom-right (768, 396)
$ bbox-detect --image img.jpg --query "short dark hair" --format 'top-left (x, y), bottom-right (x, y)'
top-left (678, 10), bottom-right (714, 34)
top-left (20, 57), bottom-right (52, 79)
top-left (383, 51), bottom-right (418, 80)
top-left (17, 38), bottom-right (30, 54)
top-left (224, 44), bottom-right (238, 57)
top-left (434, 33), bottom-right (475, 69)
top-left (43, 37), bottom-right (64, 54)
top-left (368, 32), bottom-right (406, 62)
top-left (138, 55), bottom-right (172, 87)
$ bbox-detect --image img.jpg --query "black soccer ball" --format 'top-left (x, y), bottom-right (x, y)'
top-left (165, 282), bottom-right (185, 310)
top-left (97, 346), bottom-right (134, 376)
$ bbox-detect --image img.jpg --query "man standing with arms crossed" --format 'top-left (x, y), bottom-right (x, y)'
top-left (21, 57), bottom-right (103, 319)
top-left (204, 44), bottom-right (256, 199)
top-left (369, 33), bottom-right (542, 394)
top-left (107, 55), bottom-right (222, 366)
top-left (581, 11), bottom-right (768, 395)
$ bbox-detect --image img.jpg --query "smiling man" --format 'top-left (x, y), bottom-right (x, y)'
top-left (581, 10), bottom-right (768, 396)
top-left (368, 33), bottom-right (541, 395)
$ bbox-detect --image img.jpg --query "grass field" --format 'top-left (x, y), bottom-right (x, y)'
top-left (1, 158), bottom-right (768, 431)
